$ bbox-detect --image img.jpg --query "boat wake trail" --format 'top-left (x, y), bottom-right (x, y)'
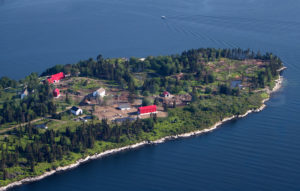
top-left (166, 14), bottom-right (300, 35)
top-left (162, 16), bottom-right (238, 48)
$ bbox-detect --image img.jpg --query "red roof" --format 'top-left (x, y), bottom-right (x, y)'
top-left (53, 88), bottom-right (60, 97)
top-left (138, 105), bottom-right (157, 114)
top-left (47, 72), bottom-right (65, 84)
top-left (163, 91), bottom-right (170, 95)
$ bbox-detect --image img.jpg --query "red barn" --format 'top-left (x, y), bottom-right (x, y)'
top-left (53, 88), bottom-right (60, 97)
top-left (138, 105), bottom-right (157, 115)
top-left (47, 72), bottom-right (65, 84)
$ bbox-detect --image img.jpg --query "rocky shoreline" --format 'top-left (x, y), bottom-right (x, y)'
top-left (0, 74), bottom-right (284, 191)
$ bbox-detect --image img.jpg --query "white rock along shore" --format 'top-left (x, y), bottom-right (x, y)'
top-left (0, 73), bottom-right (284, 191)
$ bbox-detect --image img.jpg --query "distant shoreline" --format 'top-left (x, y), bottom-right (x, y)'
top-left (0, 70), bottom-right (285, 191)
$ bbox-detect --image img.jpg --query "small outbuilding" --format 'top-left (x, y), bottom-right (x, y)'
top-left (71, 106), bottom-right (83, 116)
top-left (79, 117), bottom-right (87, 123)
top-left (35, 124), bottom-right (48, 129)
top-left (93, 88), bottom-right (105, 98)
top-left (117, 103), bottom-right (131, 111)
top-left (53, 88), bottom-right (60, 98)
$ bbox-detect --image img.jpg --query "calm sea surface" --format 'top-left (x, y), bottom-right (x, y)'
top-left (1, 0), bottom-right (300, 190)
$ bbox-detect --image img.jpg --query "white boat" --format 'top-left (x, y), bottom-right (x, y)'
top-left (161, 16), bottom-right (166, 19)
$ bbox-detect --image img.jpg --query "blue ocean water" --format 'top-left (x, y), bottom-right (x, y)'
top-left (1, 0), bottom-right (300, 190)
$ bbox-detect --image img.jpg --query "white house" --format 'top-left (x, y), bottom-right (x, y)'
top-left (71, 106), bottom-right (83, 116)
top-left (93, 88), bottom-right (105, 98)
top-left (21, 89), bottom-right (28, 99)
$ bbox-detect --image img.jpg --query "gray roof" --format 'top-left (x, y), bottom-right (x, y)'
top-left (118, 103), bottom-right (131, 109)
top-left (71, 106), bottom-right (81, 111)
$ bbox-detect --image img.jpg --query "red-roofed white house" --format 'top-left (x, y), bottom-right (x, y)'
top-left (162, 91), bottom-right (171, 98)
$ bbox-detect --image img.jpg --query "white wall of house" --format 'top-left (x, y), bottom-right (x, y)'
top-left (99, 90), bottom-right (105, 97)
top-left (93, 89), bottom-right (105, 97)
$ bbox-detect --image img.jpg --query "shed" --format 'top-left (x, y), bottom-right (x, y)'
top-left (53, 88), bottom-right (60, 98)
top-left (35, 124), bottom-right (48, 129)
top-left (117, 103), bottom-right (131, 110)
top-left (71, 106), bottom-right (83, 116)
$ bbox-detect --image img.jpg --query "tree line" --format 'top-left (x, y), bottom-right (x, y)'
top-left (0, 77), bottom-right (18, 90)
top-left (0, 73), bottom-right (56, 125)
top-left (0, 117), bottom-right (156, 179)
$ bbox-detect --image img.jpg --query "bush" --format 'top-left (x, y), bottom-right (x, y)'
top-left (143, 91), bottom-right (150, 96)
top-left (142, 97), bottom-right (152, 106)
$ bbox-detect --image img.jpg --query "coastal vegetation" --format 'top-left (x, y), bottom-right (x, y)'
top-left (0, 48), bottom-right (283, 187)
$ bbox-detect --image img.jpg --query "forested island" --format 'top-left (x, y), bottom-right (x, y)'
top-left (0, 48), bottom-right (284, 189)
